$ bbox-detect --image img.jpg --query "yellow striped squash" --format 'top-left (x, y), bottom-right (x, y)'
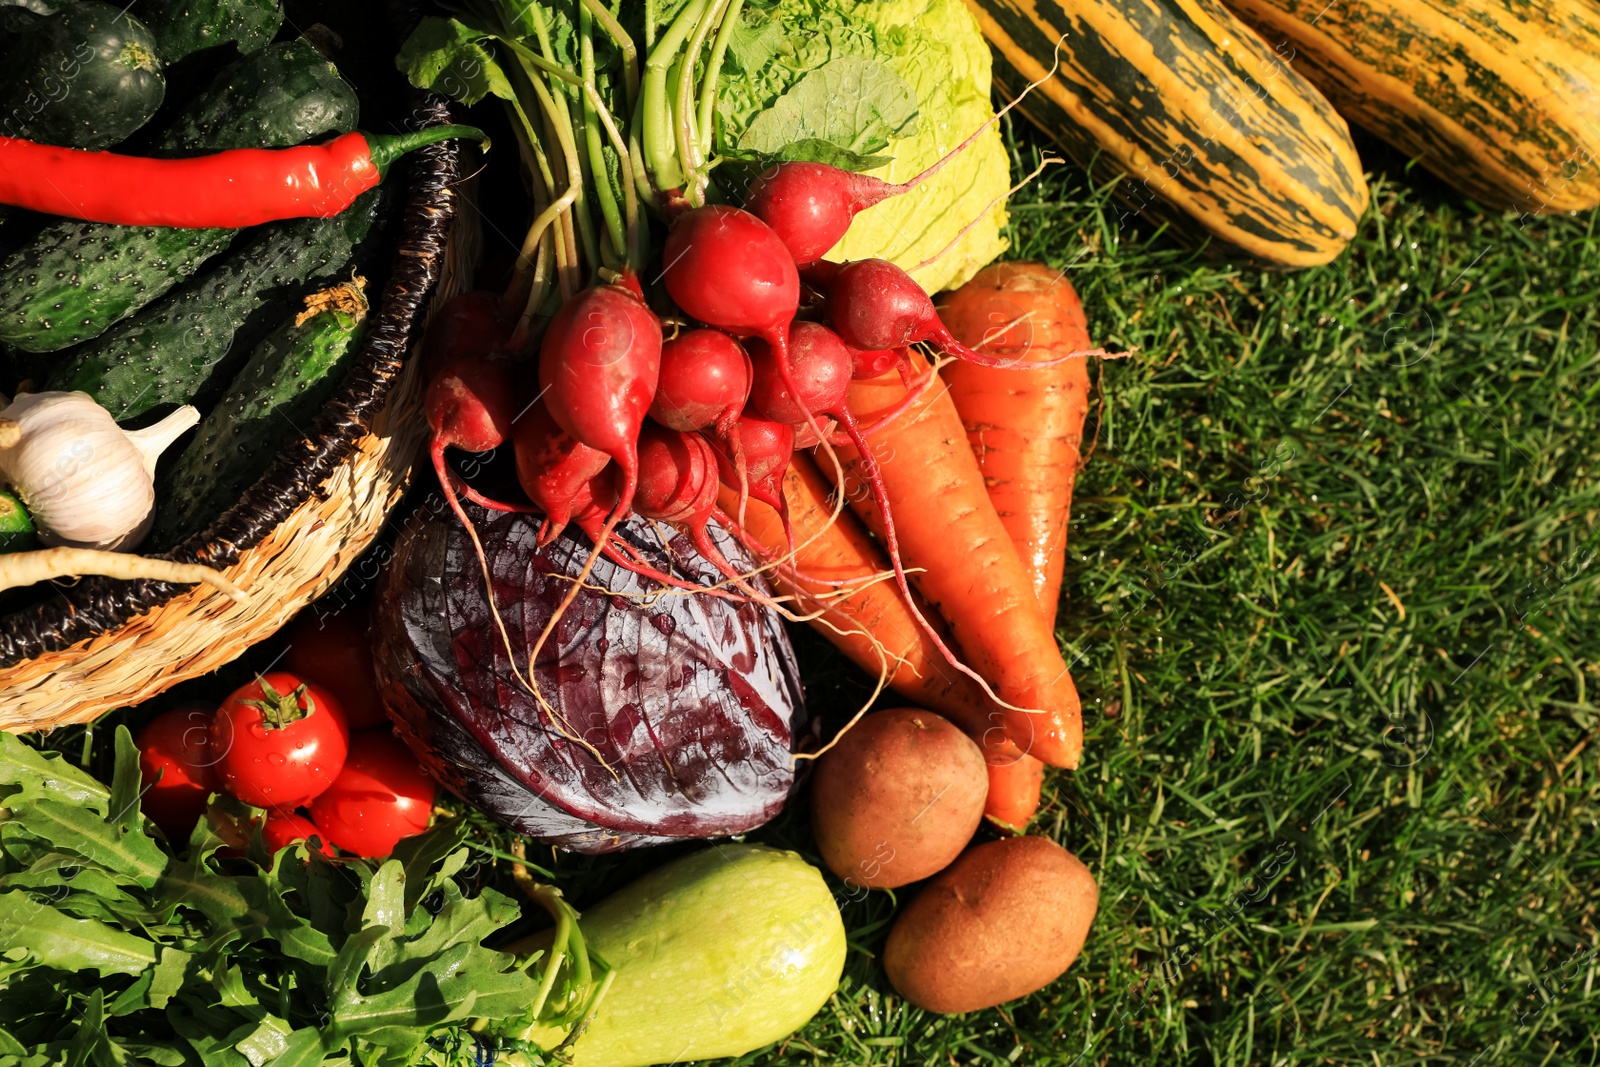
top-left (966, 0), bottom-right (1370, 268)
top-left (1223, 0), bottom-right (1600, 213)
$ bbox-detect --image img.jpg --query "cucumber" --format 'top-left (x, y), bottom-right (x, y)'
top-left (45, 190), bottom-right (381, 421)
top-left (153, 278), bottom-right (370, 546)
top-left (0, 2), bottom-right (164, 149)
top-left (135, 0), bottom-right (283, 64)
top-left (0, 491), bottom-right (37, 553)
top-left (0, 41), bottom-right (359, 354)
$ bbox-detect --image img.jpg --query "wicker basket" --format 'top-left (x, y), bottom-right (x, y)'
top-left (0, 43), bottom-right (469, 732)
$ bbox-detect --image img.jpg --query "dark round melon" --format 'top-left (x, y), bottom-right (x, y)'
top-left (0, 2), bottom-right (165, 149)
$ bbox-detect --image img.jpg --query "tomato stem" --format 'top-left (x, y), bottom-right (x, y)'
top-left (243, 676), bottom-right (313, 729)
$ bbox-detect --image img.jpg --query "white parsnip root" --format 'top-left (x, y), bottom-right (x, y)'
top-left (0, 547), bottom-right (248, 602)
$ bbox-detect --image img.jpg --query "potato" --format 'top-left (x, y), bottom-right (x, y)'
top-left (883, 836), bottom-right (1098, 1013)
top-left (810, 707), bottom-right (987, 889)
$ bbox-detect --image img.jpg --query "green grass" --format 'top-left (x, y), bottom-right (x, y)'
top-left (31, 127), bottom-right (1600, 1066)
top-left (735, 128), bottom-right (1600, 1066)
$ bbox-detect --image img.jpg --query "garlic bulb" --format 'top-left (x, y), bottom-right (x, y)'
top-left (0, 392), bottom-right (199, 551)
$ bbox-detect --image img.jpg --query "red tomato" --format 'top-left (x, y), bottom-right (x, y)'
top-left (282, 608), bottom-right (387, 729)
top-left (309, 732), bottom-right (436, 858)
top-left (136, 704), bottom-right (219, 840)
top-left (210, 672), bottom-right (349, 808)
top-left (262, 811), bottom-right (331, 857)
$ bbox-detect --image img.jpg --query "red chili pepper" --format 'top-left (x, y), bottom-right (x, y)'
top-left (0, 125), bottom-right (484, 228)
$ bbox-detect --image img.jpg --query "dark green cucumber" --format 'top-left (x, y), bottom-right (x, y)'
top-left (158, 39), bottom-right (357, 150)
top-left (0, 491), bottom-right (37, 553)
top-left (154, 279), bottom-right (370, 545)
top-left (0, 2), bottom-right (164, 148)
top-left (0, 41), bottom-right (358, 354)
top-left (46, 190), bottom-right (380, 421)
top-left (136, 0), bottom-right (283, 64)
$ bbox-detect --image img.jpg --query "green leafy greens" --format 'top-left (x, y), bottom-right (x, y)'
top-left (0, 728), bottom-right (602, 1067)
top-left (399, 0), bottom-right (1008, 302)
top-left (705, 0), bottom-right (1011, 293)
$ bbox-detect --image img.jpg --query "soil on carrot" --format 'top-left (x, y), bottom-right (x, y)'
top-left (35, 122), bottom-right (1600, 1065)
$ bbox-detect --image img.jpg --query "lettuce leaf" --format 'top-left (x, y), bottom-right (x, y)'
top-left (715, 0), bottom-right (1009, 294)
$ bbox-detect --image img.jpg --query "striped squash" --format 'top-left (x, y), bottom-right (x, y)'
top-left (1223, 0), bottom-right (1600, 213)
top-left (966, 0), bottom-right (1370, 268)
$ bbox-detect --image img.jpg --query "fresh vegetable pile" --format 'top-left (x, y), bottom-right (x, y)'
top-left (398, 0), bottom-right (1101, 840)
top-left (3, 0), bottom-right (1597, 1063)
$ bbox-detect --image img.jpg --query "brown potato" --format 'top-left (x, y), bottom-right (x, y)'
top-left (883, 836), bottom-right (1098, 1013)
top-left (810, 707), bottom-right (988, 890)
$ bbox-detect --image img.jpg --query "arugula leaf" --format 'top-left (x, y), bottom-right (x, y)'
top-left (0, 889), bottom-right (156, 977)
top-left (159, 825), bottom-right (337, 969)
top-left (110, 1044), bottom-right (186, 1067)
top-left (0, 730), bottom-right (112, 812)
top-left (6, 854), bottom-right (155, 927)
top-left (63, 988), bottom-right (113, 1067)
top-left (106, 728), bottom-right (145, 840)
top-left (0, 738), bottom-right (589, 1067)
top-left (0, 727), bottom-right (166, 889)
top-left (262, 1027), bottom-right (326, 1067)
top-left (0, 1025), bottom-right (27, 1058)
top-left (233, 1014), bottom-right (293, 1066)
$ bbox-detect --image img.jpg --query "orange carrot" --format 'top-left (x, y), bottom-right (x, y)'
top-left (718, 459), bottom-right (1021, 759)
top-left (981, 756), bottom-right (1046, 830)
top-left (937, 262), bottom-right (1093, 616)
top-left (939, 262), bottom-right (1096, 828)
top-left (828, 354), bottom-right (1083, 769)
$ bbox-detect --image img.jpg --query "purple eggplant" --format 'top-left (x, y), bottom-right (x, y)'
top-left (371, 502), bottom-right (807, 854)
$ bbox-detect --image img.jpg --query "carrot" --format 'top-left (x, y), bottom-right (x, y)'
top-left (937, 262), bottom-right (1093, 615)
top-left (718, 458), bottom-right (1022, 759)
top-left (939, 262), bottom-right (1096, 828)
top-left (981, 756), bottom-right (1046, 830)
top-left (828, 353), bottom-right (1083, 769)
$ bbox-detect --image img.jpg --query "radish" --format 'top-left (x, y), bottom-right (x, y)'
top-left (821, 258), bottom-right (1102, 370)
top-left (848, 343), bottom-right (907, 381)
top-left (426, 356), bottom-right (518, 526)
top-left (529, 274), bottom-right (664, 703)
top-left (709, 411), bottom-right (795, 545)
top-left (537, 274), bottom-right (663, 523)
top-left (744, 115), bottom-right (1009, 268)
top-left (629, 424), bottom-right (756, 590)
top-left (662, 207), bottom-right (800, 343)
top-left (748, 320), bottom-right (852, 426)
top-left (421, 290), bottom-right (513, 381)
top-left (424, 351), bottom-right (536, 692)
top-left (649, 328), bottom-right (752, 434)
top-left (633, 425), bottom-right (718, 528)
top-left (738, 56), bottom-right (1069, 267)
top-left (746, 322), bottom-right (929, 447)
top-left (512, 398), bottom-right (613, 546)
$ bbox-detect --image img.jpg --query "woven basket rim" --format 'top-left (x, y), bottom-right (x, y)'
top-left (0, 9), bottom-right (456, 669)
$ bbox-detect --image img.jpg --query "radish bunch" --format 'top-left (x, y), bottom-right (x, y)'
top-left (420, 152), bottom-right (1103, 695)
